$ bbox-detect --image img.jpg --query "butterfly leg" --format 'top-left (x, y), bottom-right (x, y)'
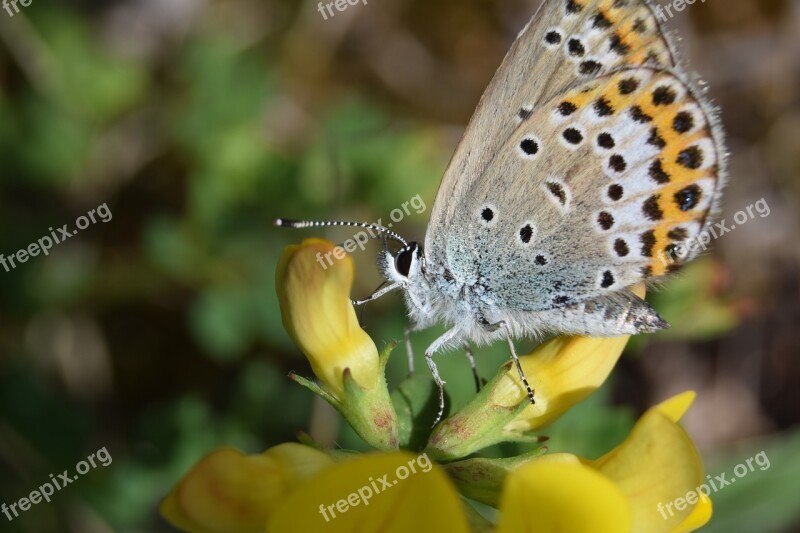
top-left (463, 343), bottom-right (481, 393)
top-left (350, 282), bottom-right (402, 306)
top-left (404, 326), bottom-right (415, 377)
top-left (424, 327), bottom-right (459, 426)
top-left (497, 322), bottom-right (535, 406)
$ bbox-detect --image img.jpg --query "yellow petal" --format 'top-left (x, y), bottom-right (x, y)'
top-left (497, 459), bottom-right (632, 533)
top-left (654, 390), bottom-right (696, 423)
top-left (498, 335), bottom-right (631, 432)
top-left (671, 495), bottom-right (713, 533)
top-left (591, 394), bottom-right (710, 533)
top-left (276, 238), bottom-right (379, 398)
top-left (529, 452), bottom-right (584, 465)
top-left (161, 444), bottom-right (333, 533)
top-left (161, 491), bottom-right (212, 533)
top-left (499, 283), bottom-right (646, 432)
top-left (268, 452), bottom-right (469, 533)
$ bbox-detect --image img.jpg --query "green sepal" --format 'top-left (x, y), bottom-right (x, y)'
top-left (443, 448), bottom-right (548, 507)
top-left (425, 361), bottom-right (533, 461)
top-left (289, 360), bottom-right (399, 451)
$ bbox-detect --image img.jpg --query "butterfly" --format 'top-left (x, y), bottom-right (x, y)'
top-left (277, 0), bottom-right (726, 424)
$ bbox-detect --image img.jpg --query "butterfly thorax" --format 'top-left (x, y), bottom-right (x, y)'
top-left (381, 243), bottom-right (510, 346)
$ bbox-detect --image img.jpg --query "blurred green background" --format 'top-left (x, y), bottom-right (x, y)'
top-left (0, 0), bottom-right (799, 531)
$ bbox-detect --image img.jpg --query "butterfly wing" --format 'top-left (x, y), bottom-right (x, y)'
top-left (426, 0), bottom-right (678, 263)
top-left (447, 67), bottom-right (725, 311)
top-left (424, 0), bottom-right (725, 312)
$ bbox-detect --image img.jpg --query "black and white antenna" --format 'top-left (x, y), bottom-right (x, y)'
top-left (274, 218), bottom-right (408, 247)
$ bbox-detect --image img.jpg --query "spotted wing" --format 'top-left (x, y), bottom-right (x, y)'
top-left (425, 0), bottom-right (678, 264)
top-left (442, 67), bottom-right (725, 311)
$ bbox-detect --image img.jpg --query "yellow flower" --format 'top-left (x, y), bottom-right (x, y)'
top-left (268, 452), bottom-right (470, 533)
top-left (160, 238), bottom-right (710, 532)
top-left (162, 394), bottom-right (710, 533)
top-left (428, 284), bottom-right (646, 460)
top-left (496, 392), bottom-right (711, 533)
top-left (276, 238), bottom-right (379, 397)
top-left (161, 444), bottom-right (333, 533)
top-left (276, 238), bottom-right (398, 449)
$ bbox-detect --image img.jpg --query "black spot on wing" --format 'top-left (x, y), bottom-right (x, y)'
top-left (677, 146), bottom-right (704, 169)
top-left (594, 97), bottom-right (614, 117)
top-left (618, 78), bottom-right (639, 95)
top-left (668, 227), bottom-right (689, 241)
top-left (520, 138), bottom-right (539, 155)
top-left (673, 112), bottom-right (695, 134)
top-left (647, 127), bottom-right (666, 149)
top-left (597, 132), bottom-right (615, 149)
top-left (579, 60), bottom-right (603, 75)
top-left (545, 31), bottom-right (562, 45)
top-left (593, 11), bottom-right (612, 29)
top-left (558, 101), bottom-right (578, 116)
top-left (674, 184), bottom-right (703, 211)
top-left (643, 195), bottom-right (664, 221)
top-left (630, 105), bottom-right (653, 123)
top-left (653, 86), bottom-right (677, 106)
top-left (568, 38), bottom-right (586, 57)
top-left (614, 238), bottom-right (630, 256)
top-left (563, 128), bottom-right (584, 144)
top-left (609, 33), bottom-right (631, 56)
top-left (566, 0), bottom-right (582, 14)
top-left (598, 211), bottom-right (615, 230)
top-left (640, 230), bottom-right (656, 257)
top-left (520, 224), bottom-right (534, 243)
top-left (609, 154), bottom-right (627, 173)
top-left (607, 184), bottom-right (624, 201)
top-left (547, 182), bottom-right (568, 205)
top-left (649, 159), bottom-right (670, 184)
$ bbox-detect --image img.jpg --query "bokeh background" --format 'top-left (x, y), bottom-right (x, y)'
top-left (1, 0), bottom-right (799, 531)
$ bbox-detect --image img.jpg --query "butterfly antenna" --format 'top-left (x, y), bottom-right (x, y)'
top-left (274, 218), bottom-right (408, 247)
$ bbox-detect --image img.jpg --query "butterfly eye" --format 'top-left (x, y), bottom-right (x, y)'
top-left (394, 243), bottom-right (419, 277)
